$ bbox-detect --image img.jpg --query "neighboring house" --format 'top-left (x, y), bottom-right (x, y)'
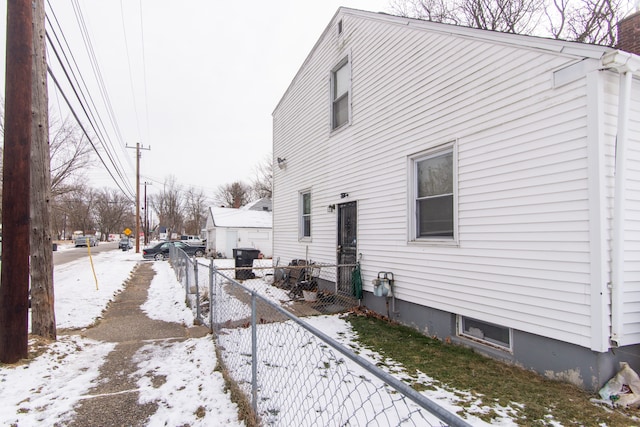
top-left (244, 197), bottom-right (273, 212)
top-left (204, 205), bottom-right (273, 258)
top-left (272, 7), bottom-right (640, 390)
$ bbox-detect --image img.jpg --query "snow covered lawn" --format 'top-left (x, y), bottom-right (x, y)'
top-left (1, 246), bottom-right (540, 426)
top-left (1, 248), bottom-right (243, 426)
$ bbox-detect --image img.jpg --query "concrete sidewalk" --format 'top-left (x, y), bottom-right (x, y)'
top-left (67, 261), bottom-right (210, 427)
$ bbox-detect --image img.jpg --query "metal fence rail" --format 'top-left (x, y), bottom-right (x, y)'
top-left (168, 249), bottom-right (471, 427)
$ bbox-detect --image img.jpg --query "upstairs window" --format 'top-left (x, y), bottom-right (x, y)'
top-left (331, 58), bottom-right (350, 130)
top-left (412, 144), bottom-right (456, 240)
top-left (300, 191), bottom-right (311, 239)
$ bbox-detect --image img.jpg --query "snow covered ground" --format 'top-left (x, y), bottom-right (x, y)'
top-left (0, 244), bottom-right (522, 426)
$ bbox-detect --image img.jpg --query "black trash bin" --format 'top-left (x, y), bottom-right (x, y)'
top-left (233, 248), bottom-right (260, 280)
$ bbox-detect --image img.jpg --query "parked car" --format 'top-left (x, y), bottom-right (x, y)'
top-left (142, 241), bottom-right (205, 261)
top-left (119, 237), bottom-right (134, 251)
top-left (74, 235), bottom-right (98, 247)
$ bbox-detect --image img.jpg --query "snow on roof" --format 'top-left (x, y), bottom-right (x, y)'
top-left (210, 206), bottom-right (272, 228)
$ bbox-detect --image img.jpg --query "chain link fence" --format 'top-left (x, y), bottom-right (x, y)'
top-left (168, 248), bottom-right (471, 427)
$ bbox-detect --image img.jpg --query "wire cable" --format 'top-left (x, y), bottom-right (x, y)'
top-left (119, 0), bottom-right (143, 142)
top-left (45, 0), bottom-right (136, 196)
top-left (47, 65), bottom-right (134, 201)
top-left (45, 29), bottom-right (135, 199)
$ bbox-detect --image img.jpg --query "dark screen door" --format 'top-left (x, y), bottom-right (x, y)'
top-left (337, 201), bottom-right (357, 294)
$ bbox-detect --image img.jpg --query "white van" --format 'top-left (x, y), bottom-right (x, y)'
top-left (179, 235), bottom-right (203, 245)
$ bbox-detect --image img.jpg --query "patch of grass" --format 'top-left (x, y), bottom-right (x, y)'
top-left (214, 346), bottom-right (259, 427)
top-left (345, 313), bottom-right (638, 427)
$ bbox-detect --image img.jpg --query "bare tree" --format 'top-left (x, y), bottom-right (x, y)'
top-left (390, 0), bottom-right (626, 45)
top-left (461, 0), bottom-right (544, 34)
top-left (49, 115), bottom-right (91, 197)
top-left (94, 188), bottom-right (134, 240)
top-left (250, 153), bottom-right (273, 200)
top-left (183, 187), bottom-right (209, 235)
top-left (215, 181), bottom-right (251, 208)
top-left (390, 0), bottom-right (544, 32)
top-left (546, 0), bottom-right (622, 44)
top-left (50, 181), bottom-right (85, 239)
top-left (149, 176), bottom-right (184, 237)
top-left (0, 105), bottom-right (91, 202)
top-left (390, 0), bottom-right (458, 22)
top-left (60, 184), bottom-right (97, 235)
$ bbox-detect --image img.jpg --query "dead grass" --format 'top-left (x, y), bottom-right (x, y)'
top-left (345, 312), bottom-right (639, 426)
top-left (214, 344), bottom-right (259, 427)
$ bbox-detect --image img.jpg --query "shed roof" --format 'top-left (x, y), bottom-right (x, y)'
top-left (209, 206), bottom-right (272, 228)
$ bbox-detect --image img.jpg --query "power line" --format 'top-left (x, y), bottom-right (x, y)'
top-left (44, 0), bottom-right (137, 197)
top-left (46, 65), bottom-right (134, 200)
top-left (119, 0), bottom-right (143, 142)
top-left (138, 0), bottom-right (151, 144)
top-left (63, 0), bottom-right (135, 181)
top-left (44, 32), bottom-right (134, 199)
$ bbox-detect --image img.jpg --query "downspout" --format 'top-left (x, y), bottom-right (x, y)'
top-left (601, 51), bottom-right (639, 347)
top-left (610, 70), bottom-right (632, 347)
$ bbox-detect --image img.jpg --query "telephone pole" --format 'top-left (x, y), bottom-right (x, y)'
top-left (127, 143), bottom-right (150, 253)
top-left (30, 0), bottom-right (56, 339)
top-left (143, 182), bottom-right (152, 245)
top-left (0, 0), bottom-right (34, 363)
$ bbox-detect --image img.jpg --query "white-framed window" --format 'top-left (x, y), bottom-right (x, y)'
top-left (300, 191), bottom-right (311, 239)
top-left (331, 57), bottom-right (350, 130)
top-left (410, 143), bottom-right (456, 241)
top-left (458, 316), bottom-right (512, 351)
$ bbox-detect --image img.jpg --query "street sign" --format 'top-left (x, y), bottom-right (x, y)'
top-left (124, 228), bottom-right (132, 236)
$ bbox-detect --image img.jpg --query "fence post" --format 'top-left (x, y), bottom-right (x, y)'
top-left (185, 253), bottom-right (190, 303)
top-left (194, 258), bottom-right (201, 322)
top-left (251, 292), bottom-right (258, 414)
top-left (209, 259), bottom-right (214, 331)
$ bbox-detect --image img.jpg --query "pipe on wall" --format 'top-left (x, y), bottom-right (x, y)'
top-left (602, 50), bottom-right (639, 347)
top-left (610, 70), bottom-right (632, 347)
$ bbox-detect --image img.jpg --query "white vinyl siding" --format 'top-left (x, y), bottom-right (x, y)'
top-left (272, 9), bottom-right (635, 351)
top-left (621, 76), bottom-right (640, 345)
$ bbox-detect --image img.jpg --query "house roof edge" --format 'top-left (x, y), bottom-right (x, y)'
top-left (273, 7), bottom-right (622, 114)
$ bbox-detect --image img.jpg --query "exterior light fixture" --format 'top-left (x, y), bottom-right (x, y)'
top-left (327, 204), bottom-right (336, 213)
top-left (277, 157), bottom-right (287, 169)
top-left (340, 192), bottom-right (349, 198)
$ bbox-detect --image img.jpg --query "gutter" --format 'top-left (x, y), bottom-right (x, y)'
top-left (601, 50), bottom-right (639, 347)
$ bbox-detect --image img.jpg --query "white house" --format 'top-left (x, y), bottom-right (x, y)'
top-left (272, 7), bottom-right (640, 390)
top-left (204, 206), bottom-right (273, 258)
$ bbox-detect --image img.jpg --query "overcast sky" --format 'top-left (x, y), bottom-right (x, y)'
top-left (0, 0), bottom-right (391, 200)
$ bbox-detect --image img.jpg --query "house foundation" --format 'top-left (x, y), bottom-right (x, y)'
top-left (363, 291), bottom-right (640, 391)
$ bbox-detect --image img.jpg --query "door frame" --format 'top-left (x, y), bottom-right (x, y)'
top-left (336, 201), bottom-right (357, 295)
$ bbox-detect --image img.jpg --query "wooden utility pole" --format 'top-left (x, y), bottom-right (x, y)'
top-left (143, 181), bottom-right (151, 245)
top-left (0, 0), bottom-right (34, 362)
top-left (127, 143), bottom-right (150, 253)
top-left (136, 143), bottom-right (140, 253)
top-left (30, 0), bottom-right (56, 339)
